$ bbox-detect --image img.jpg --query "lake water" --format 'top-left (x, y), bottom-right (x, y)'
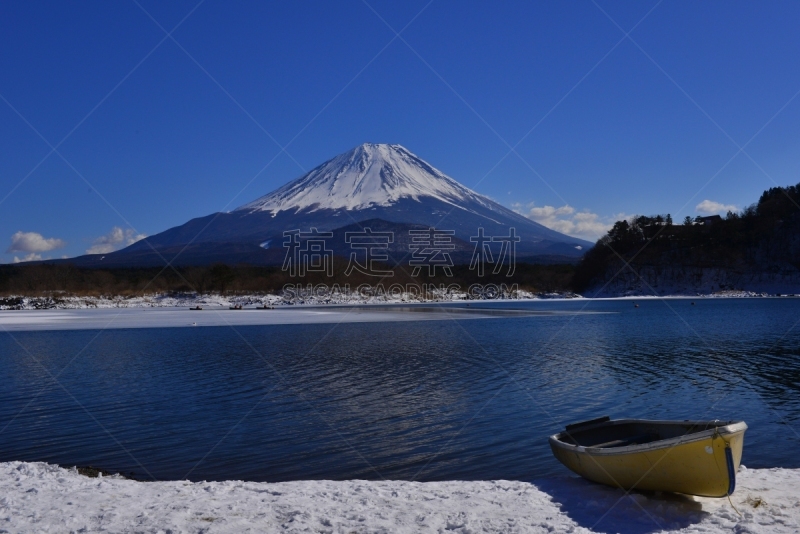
top-left (1, 298), bottom-right (799, 482)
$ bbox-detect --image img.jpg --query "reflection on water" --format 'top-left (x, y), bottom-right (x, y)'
top-left (0, 298), bottom-right (798, 482)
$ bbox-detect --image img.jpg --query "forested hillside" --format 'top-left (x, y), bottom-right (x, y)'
top-left (573, 183), bottom-right (800, 295)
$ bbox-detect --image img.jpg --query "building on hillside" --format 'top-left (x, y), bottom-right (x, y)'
top-left (697, 215), bottom-right (723, 225)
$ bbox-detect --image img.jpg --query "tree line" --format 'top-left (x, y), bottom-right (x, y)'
top-left (573, 181), bottom-right (800, 291)
top-left (0, 261), bottom-right (576, 297)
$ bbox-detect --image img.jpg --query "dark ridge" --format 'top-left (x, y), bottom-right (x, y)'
top-left (573, 181), bottom-right (800, 294)
top-left (0, 261), bottom-right (575, 298)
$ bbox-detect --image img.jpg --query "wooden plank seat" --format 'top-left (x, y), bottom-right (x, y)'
top-left (590, 433), bottom-right (654, 448)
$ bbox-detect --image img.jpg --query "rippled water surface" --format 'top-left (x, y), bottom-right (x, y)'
top-left (1, 298), bottom-right (799, 482)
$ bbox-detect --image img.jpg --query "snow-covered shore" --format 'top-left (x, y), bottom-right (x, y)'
top-left (0, 289), bottom-right (582, 311)
top-left (1, 288), bottom-right (794, 311)
top-left (585, 265), bottom-right (800, 299)
top-left (1, 462), bottom-right (797, 533)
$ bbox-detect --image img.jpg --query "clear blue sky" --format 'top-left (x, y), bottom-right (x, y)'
top-left (2, 1), bottom-right (800, 261)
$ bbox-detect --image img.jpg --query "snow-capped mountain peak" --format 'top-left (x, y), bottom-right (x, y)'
top-left (236, 143), bottom-right (492, 214)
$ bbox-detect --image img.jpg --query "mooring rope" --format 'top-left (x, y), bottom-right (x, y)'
top-left (714, 427), bottom-right (742, 517)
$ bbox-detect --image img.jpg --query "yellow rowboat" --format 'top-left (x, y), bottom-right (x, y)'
top-left (549, 417), bottom-right (747, 497)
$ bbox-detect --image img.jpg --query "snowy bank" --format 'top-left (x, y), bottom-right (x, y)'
top-left (1, 462), bottom-right (798, 533)
top-left (585, 265), bottom-right (800, 299)
top-left (0, 289), bottom-right (582, 311)
top-left (2, 287), bottom-right (794, 312)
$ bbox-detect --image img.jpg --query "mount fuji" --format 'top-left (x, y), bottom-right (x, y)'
top-left (238, 143), bottom-right (502, 214)
top-left (70, 144), bottom-right (592, 267)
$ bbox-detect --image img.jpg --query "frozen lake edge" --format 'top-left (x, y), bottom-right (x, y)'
top-left (0, 304), bottom-right (611, 332)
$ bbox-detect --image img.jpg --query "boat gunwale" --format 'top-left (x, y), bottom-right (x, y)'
top-left (549, 419), bottom-right (747, 456)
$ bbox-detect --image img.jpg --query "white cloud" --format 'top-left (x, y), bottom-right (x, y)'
top-left (12, 253), bottom-right (43, 263)
top-left (86, 227), bottom-right (147, 255)
top-left (512, 203), bottom-right (629, 241)
top-left (526, 204), bottom-right (575, 219)
top-left (696, 200), bottom-right (737, 215)
top-left (6, 231), bottom-right (66, 253)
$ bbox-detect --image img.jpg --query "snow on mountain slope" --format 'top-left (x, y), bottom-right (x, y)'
top-left (236, 143), bottom-right (496, 214)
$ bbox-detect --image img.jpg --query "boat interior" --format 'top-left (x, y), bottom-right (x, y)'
top-left (555, 417), bottom-right (736, 449)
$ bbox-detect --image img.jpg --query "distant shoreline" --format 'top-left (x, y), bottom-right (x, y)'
top-left (1, 290), bottom-right (799, 311)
